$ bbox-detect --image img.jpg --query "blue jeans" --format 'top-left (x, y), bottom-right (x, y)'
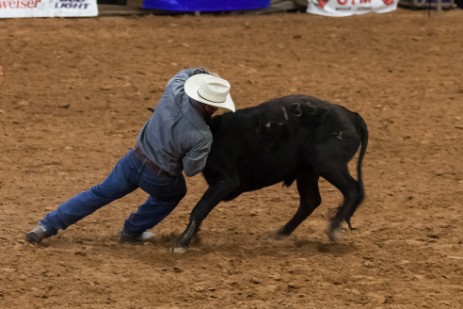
top-left (40, 149), bottom-right (187, 236)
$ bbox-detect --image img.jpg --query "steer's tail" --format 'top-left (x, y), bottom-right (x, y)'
top-left (346, 112), bottom-right (369, 228)
top-left (356, 113), bottom-right (368, 201)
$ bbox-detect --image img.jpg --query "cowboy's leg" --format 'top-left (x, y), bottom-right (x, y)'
top-left (123, 173), bottom-right (187, 234)
top-left (40, 151), bottom-right (139, 234)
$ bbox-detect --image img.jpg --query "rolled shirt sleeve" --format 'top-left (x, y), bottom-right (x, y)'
top-left (182, 134), bottom-right (212, 177)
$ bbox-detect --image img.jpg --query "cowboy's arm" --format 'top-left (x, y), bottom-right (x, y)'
top-left (167, 67), bottom-right (210, 94)
top-left (182, 134), bottom-right (212, 177)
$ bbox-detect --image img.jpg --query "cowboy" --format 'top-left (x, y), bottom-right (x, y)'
top-left (25, 67), bottom-right (235, 244)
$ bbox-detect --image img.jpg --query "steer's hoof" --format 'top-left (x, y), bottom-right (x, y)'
top-left (327, 228), bottom-right (343, 243)
top-left (171, 245), bottom-right (188, 254)
top-left (269, 229), bottom-right (289, 241)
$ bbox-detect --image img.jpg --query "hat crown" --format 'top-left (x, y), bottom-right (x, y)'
top-left (184, 73), bottom-right (235, 112)
top-left (197, 76), bottom-right (230, 104)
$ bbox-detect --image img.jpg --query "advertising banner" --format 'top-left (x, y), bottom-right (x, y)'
top-left (0, 0), bottom-right (98, 18)
top-left (307, 0), bottom-right (398, 16)
top-left (142, 0), bottom-right (270, 12)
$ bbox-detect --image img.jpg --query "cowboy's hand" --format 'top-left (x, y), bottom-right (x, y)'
top-left (194, 67), bottom-right (210, 75)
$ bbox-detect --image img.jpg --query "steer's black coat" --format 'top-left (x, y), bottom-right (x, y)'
top-left (174, 95), bottom-right (368, 251)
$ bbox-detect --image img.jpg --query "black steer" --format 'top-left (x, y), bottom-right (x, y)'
top-left (173, 95), bottom-right (368, 253)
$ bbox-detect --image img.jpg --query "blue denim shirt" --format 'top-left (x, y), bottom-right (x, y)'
top-left (136, 68), bottom-right (212, 177)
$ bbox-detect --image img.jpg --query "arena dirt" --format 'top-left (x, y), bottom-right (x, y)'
top-left (0, 9), bottom-right (462, 308)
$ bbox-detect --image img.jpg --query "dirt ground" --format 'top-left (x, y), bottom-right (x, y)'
top-left (0, 7), bottom-right (462, 309)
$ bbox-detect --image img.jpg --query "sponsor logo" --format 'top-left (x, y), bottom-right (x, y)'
top-left (337, 0), bottom-right (373, 4)
top-left (315, 0), bottom-right (394, 8)
top-left (317, 0), bottom-right (329, 8)
top-left (0, 0), bottom-right (92, 9)
top-left (0, 0), bottom-right (42, 9)
top-left (55, 0), bottom-right (91, 9)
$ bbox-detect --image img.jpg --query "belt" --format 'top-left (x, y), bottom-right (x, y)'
top-left (134, 147), bottom-right (173, 177)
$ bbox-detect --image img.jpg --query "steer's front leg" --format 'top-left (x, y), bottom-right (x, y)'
top-left (172, 216), bottom-right (200, 254)
top-left (172, 181), bottom-right (237, 253)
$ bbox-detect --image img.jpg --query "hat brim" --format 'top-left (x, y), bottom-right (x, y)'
top-left (184, 74), bottom-right (236, 112)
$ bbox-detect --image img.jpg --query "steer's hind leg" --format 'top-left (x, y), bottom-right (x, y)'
top-left (275, 171), bottom-right (321, 238)
top-left (320, 164), bottom-right (362, 242)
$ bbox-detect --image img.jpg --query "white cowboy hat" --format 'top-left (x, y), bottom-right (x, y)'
top-left (184, 74), bottom-right (235, 112)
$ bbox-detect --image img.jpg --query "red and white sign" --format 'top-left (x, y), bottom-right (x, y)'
top-left (307, 0), bottom-right (398, 16)
top-left (0, 0), bottom-right (98, 18)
